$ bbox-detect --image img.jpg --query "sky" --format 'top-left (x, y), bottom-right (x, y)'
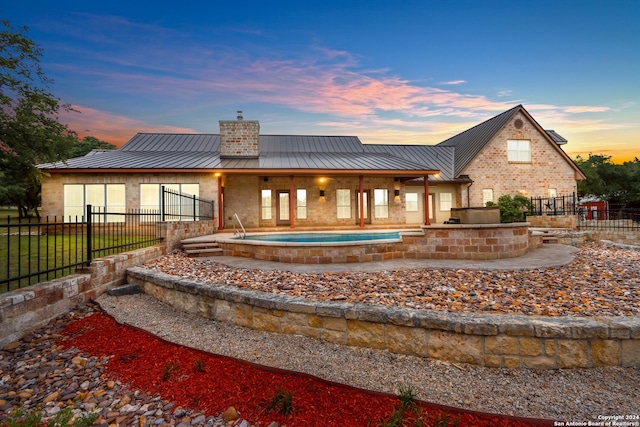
top-left (3, 0), bottom-right (639, 163)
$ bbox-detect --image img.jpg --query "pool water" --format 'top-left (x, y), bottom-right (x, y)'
top-left (239, 232), bottom-right (401, 243)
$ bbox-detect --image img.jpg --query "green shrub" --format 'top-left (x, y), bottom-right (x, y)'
top-left (486, 194), bottom-right (531, 223)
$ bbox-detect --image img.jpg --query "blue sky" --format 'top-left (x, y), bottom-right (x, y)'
top-left (4, 0), bottom-right (639, 162)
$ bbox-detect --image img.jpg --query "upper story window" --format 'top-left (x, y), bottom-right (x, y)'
top-left (507, 139), bottom-right (531, 162)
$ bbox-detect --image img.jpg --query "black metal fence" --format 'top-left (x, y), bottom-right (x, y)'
top-left (1, 215), bottom-right (88, 293)
top-left (578, 204), bottom-right (640, 230)
top-left (1, 207), bottom-right (162, 293)
top-left (161, 186), bottom-right (215, 221)
top-left (529, 194), bottom-right (577, 216)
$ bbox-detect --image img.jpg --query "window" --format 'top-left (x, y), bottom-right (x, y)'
top-left (296, 189), bottom-right (307, 219)
top-left (439, 192), bottom-right (452, 211)
top-left (336, 189), bottom-right (351, 219)
top-left (405, 192), bottom-right (419, 212)
top-left (261, 189), bottom-right (272, 220)
top-left (507, 139), bottom-right (531, 162)
top-left (140, 183), bottom-right (200, 221)
top-left (373, 189), bottom-right (389, 218)
top-left (63, 184), bottom-right (126, 222)
top-left (482, 189), bottom-right (494, 206)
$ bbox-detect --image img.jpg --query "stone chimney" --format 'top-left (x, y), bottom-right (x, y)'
top-left (219, 110), bottom-right (260, 157)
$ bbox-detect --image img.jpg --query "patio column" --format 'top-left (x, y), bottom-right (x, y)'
top-left (424, 176), bottom-right (430, 225)
top-left (359, 175), bottom-right (365, 227)
top-left (289, 175), bottom-right (295, 229)
top-left (218, 177), bottom-right (224, 230)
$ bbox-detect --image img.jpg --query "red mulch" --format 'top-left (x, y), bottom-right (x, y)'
top-left (59, 312), bottom-right (553, 426)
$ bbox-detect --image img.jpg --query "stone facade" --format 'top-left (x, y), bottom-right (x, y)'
top-left (460, 111), bottom-right (580, 207)
top-left (223, 175), bottom-right (405, 229)
top-left (127, 267), bottom-right (640, 369)
top-left (216, 223), bottom-right (532, 263)
top-left (219, 113), bottom-right (260, 157)
top-left (0, 246), bottom-right (165, 348)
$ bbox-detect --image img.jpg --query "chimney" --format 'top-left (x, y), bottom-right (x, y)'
top-left (219, 110), bottom-right (260, 157)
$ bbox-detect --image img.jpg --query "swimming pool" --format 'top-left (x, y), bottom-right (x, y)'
top-left (238, 231), bottom-right (401, 243)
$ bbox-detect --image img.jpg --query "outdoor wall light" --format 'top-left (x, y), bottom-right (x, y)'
top-left (319, 189), bottom-right (325, 198)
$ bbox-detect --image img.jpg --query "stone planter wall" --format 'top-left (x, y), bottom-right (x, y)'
top-left (127, 267), bottom-right (640, 369)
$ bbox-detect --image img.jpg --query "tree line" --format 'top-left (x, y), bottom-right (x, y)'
top-left (574, 154), bottom-right (640, 207)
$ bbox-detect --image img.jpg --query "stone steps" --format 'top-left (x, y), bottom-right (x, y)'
top-left (182, 241), bottom-right (223, 257)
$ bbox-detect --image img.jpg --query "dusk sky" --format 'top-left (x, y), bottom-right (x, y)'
top-left (4, 1), bottom-right (639, 162)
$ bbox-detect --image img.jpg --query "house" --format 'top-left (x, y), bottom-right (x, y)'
top-left (39, 105), bottom-right (585, 230)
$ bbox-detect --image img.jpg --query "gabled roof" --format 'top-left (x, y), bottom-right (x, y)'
top-left (38, 105), bottom-right (582, 180)
top-left (437, 105), bottom-right (520, 176)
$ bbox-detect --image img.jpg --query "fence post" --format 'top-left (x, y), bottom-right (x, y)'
top-left (161, 186), bottom-right (166, 222)
top-left (193, 194), bottom-right (196, 221)
top-left (86, 204), bottom-right (92, 265)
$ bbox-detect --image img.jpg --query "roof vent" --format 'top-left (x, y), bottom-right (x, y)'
top-left (514, 119), bottom-right (523, 129)
top-left (237, 110), bottom-right (243, 121)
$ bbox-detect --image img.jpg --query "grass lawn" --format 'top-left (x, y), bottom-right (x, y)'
top-left (0, 230), bottom-right (158, 294)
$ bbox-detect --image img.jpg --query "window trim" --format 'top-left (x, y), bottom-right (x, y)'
top-left (507, 139), bottom-right (531, 163)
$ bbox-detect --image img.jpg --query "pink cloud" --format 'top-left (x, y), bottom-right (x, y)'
top-left (60, 106), bottom-right (197, 147)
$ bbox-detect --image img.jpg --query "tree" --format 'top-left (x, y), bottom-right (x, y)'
top-left (70, 136), bottom-right (116, 158)
top-left (574, 154), bottom-right (640, 205)
top-left (0, 20), bottom-right (77, 217)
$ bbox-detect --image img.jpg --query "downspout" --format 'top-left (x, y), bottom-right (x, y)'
top-left (467, 180), bottom-right (473, 208)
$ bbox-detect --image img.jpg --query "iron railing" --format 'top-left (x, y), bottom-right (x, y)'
top-left (529, 194), bottom-right (577, 216)
top-left (578, 205), bottom-right (640, 230)
top-left (87, 206), bottom-right (163, 262)
top-left (1, 206), bottom-right (163, 293)
top-left (161, 186), bottom-right (214, 221)
top-left (1, 215), bottom-right (87, 293)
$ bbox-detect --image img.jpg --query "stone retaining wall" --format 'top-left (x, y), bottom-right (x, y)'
top-left (0, 246), bottom-right (165, 348)
top-left (127, 267), bottom-right (640, 369)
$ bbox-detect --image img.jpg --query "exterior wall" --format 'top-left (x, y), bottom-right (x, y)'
top-left (219, 118), bottom-right (260, 157)
top-left (128, 267), bottom-right (640, 369)
top-left (41, 172), bottom-right (218, 218)
top-left (0, 246), bottom-right (165, 348)
top-left (223, 175), bottom-right (405, 229)
top-left (460, 111), bottom-right (579, 206)
top-left (406, 182), bottom-right (460, 224)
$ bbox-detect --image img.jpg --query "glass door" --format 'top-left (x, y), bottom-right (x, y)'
top-left (355, 190), bottom-right (371, 224)
top-left (276, 190), bottom-right (291, 226)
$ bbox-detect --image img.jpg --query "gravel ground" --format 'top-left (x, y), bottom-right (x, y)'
top-left (143, 242), bottom-right (640, 317)
top-left (97, 292), bottom-right (640, 423)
